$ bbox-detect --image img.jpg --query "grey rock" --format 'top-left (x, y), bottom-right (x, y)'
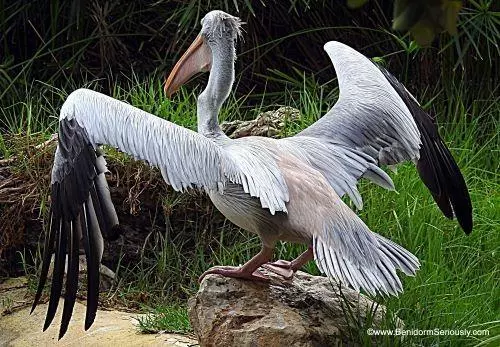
top-left (220, 107), bottom-right (300, 139)
top-left (189, 270), bottom-right (394, 347)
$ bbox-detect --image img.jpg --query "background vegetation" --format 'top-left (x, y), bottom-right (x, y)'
top-left (0, 0), bottom-right (498, 346)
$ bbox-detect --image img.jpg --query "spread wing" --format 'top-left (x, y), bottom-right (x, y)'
top-left (31, 89), bottom-right (288, 338)
top-left (295, 41), bottom-right (472, 233)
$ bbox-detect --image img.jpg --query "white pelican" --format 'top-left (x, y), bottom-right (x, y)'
top-left (32, 10), bottom-right (472, 338)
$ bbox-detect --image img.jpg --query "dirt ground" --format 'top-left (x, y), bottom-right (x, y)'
top-left (0, 277), bottom-right (198, 347)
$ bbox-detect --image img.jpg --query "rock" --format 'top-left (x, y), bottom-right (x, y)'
top-left (188, 270), bottom-right (393, 346)
top-left (220, 107), bottom-right (300, 139)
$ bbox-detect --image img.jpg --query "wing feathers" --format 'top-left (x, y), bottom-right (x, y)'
top-left (60, 89), bottom-right (226, 193)
top-left (82, 193), bottom-right (102, 330)
top-left (43, 220), bottom-right (66, 331)
top-left (59, 216), bottom-right (80, 338)
top-left (296, 41), bottom-right (472, 233)
top-left (279, 137), bottom-right (394, 210)
top-left (380, 68), bottom-right (473, 233)
top-left (94, 171), bottom-right (120, 240)
top-left (32, 116), bottom-right (114, 338)
top-left (314, 197), bottom-right (420, 296)
top-left (373, 233), bottom-right (419, 276)
top-left (31, 212), bottom-right (57, 314)
top-left (34, 88), bottom-right (290, 337)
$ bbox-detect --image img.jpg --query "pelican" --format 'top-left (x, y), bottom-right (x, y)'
top-left (32, 10), bottom-right (472, 338)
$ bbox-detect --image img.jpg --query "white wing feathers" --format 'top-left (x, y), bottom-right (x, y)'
top-left (299, 41), bottom-right (422, 166)
top-left (61, 89), bottom-right (288, 213)
top-left (34, 88), bottom-right (290, 337)
top-left (296, 41), bottom-right (472, 234)
top-left (293, 41), bottom-right (423, 207)
top-left (61, 89), bottom-right (223, 192)
top-left (313, 196), bottom-right (420, 296)
top-left (220, 139), bottom-right (290, 213)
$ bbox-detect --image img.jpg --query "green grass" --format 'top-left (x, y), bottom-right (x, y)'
top-left (136, 304), bottom-right (191, 334)
top-left (2, 72), bottom-right (499, 346)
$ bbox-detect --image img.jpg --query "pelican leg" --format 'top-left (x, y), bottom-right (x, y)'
top-left (262, 246), bottom-right (314, 280)
top-left (199, 246), bottom-right (274, 282)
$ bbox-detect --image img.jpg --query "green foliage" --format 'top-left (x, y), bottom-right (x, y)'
top-left (137, 304), bottom-right (191, 333)
top-left (348, 0), bottom-right (463, 46)
top-left (445, 0), bottom-right (500, 68)
top-left (2, 0), bottom-right (496, 118)
top-left (393, 0), bottom-right (463, 45)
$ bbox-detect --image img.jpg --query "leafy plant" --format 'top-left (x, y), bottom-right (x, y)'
top-left (348, 0), bottom-right (463, 45)
top-left (444, 0), bottom-right (500, 68)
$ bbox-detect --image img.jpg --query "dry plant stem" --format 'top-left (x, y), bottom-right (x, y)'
top-left (35, 134), bottom-right (58, 150)
top-left (0, 134), bottom-right (56, 251)
top-left (0, 134), bottom-right (57, 164)
top-left (0, 158), bottom-right (15, 165)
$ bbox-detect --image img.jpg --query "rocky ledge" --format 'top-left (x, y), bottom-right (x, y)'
top-left (189, 270), bottom-right (395, 346)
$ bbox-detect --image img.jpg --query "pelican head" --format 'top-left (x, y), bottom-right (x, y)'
top-left (164, 10), bottom-right (242, 97)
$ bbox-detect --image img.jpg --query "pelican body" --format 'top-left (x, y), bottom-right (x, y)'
top-left (32, 10), bottom-right (472, 338)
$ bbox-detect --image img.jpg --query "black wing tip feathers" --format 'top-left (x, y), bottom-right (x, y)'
top-left (59, 213), bottom-right (81, 339)
top-left (459, 212), bottom-right (473, 235)
top-left (58, 330), bottom-right (66, 340)
top-left (377, 66), bottom-right (473, 234)
top-left (34, 117), bottom-right (114, 338)
top-left (85, 313), bottom-right (97, 330)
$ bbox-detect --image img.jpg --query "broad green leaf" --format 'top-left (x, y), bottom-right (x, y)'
top-left (410, 19), bottom-right (437, 46)
top-left (442, 0), bottom-right (462, 34)
top-left (393, 1), bottom-right (424, 31)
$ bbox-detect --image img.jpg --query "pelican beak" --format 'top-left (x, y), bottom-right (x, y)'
top-left (164, 35), bottom-right (212, 97)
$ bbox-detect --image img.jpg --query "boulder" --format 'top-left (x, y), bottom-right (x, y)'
top-left (220, 107), bottom-right (300, 139)
top-left (189, 270), bottom-right (392, 346)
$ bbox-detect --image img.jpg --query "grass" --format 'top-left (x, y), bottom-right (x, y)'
top-left (137, 304), bottom-right (191, 334)
top-left (1, 71), bottom-right (499, 346)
